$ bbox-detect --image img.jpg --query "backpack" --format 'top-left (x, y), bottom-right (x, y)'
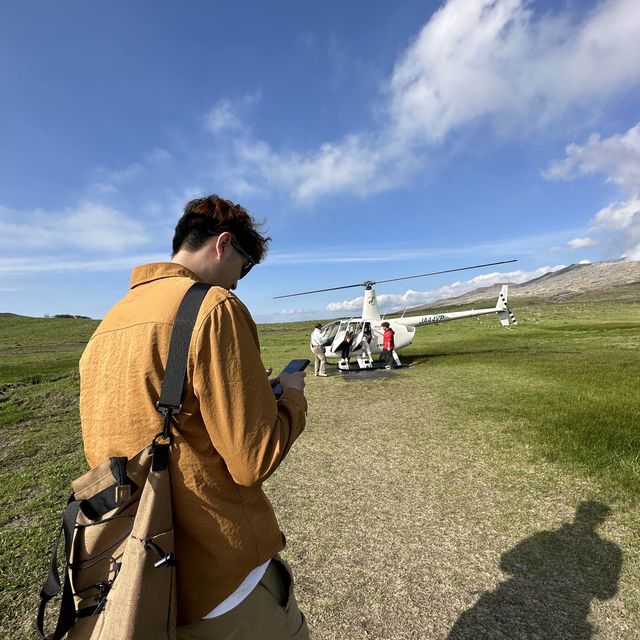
top-left (36, 282), bottom-right (211, 640)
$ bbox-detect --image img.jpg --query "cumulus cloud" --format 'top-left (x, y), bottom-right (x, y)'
top-left (206, 0), bottom-right (640, 203)
top-left (592, 198), bottom-right (640, 259)
top-left (569, 237), bottom-right (596, 249)
top-left (545, 122), bottom-right (640, 260)
top-left (326, 265), bottom-right (566, 313)
top-left (543, 123), bottom-right (640, 189)
top-left (0, 202), bottom-right (149, 253)
top-left (389, 0), bottom-right (640, 144)
top-left (212, 130), bottom-right (413, 203)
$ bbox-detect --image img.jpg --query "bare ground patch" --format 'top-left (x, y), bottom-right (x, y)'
top-left (265, 371), bottom-right (639, 639)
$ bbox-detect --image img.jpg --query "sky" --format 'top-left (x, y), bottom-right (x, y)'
top-left (1, 0), bottom-right (639, 323)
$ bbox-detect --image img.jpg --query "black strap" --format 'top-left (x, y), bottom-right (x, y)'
top-left (36, 498), bottom-right (82, 640)
top-left (156, 282), bottom-right (211, 430)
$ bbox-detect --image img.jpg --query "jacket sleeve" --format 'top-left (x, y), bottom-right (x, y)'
top-left (192, 295), bottom-right (307, 487)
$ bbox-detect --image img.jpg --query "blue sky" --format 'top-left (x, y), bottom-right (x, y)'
top-left (1, 0), bottom-right (639, 322)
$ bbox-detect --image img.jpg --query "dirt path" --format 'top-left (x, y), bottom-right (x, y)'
top-left (265, 372), bottom-right (639, 639)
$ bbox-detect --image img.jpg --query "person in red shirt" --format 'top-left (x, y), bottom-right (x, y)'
top-left (381, 321), bottom-right (396, 370)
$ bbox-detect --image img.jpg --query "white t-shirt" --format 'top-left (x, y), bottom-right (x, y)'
top-left (202, 560), bottom-right (271, 619)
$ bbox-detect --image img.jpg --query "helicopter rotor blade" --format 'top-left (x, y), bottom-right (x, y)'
top-left (272, 259), bottom-right (517, 299)
top-left (273, 282), bottom-right (366, 299)
top-left (374, 259), bottom-right (518, 285)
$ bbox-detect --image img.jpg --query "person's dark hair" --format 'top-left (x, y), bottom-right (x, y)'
top-left (381, 321), bottom-right (390, 327)
top-left (315, 323), bottom-right (322, 329)
top-left (172, 194), bottom-right (270, 263)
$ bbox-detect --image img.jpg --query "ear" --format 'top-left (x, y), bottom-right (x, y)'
top-left (213, 232), bottom-right (232, 259)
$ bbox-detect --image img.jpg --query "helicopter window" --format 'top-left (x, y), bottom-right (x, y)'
top-left (351, 322), bottom-right (365, 349)
top-left (320, 321), bottom-right (341, 346)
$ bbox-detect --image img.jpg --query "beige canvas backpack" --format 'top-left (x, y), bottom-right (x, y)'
top-left (37, 283), bottom-right (210, 639)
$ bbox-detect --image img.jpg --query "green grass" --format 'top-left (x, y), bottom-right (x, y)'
top-left (1, 289), bottom-right (639, 639)
top-left (397, 290), bottom-right (640, 500)
top-left (0, 316), bottom-right (97, 388)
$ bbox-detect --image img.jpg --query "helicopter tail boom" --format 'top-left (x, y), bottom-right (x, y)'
top-left (395, 284), bottom-right (517, 328)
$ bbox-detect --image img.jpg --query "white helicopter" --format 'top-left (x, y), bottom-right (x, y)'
top-left (274, 260), bottom-right (519, 369)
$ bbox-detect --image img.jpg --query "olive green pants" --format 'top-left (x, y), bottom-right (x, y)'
top-left (177, 556), bottom-right (309, 639)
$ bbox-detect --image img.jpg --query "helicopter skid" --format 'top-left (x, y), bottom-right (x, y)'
top-left (336, 359), bottom-right (406, 373)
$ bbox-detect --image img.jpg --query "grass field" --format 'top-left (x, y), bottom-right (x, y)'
top-left (1, 287), bottom-right (639, 639)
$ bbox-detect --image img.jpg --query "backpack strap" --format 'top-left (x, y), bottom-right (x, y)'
top-left (155, 282), bottom-right (212, 444)
top-left (36, 497), bottom-right (82, 640)
top-left (36, 281), bottom-right (211, 639)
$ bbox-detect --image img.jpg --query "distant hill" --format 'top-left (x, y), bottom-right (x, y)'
top-left (0, 313), bottom-right (93, 319)
top-left (417, 260), bottom-right (640, 309)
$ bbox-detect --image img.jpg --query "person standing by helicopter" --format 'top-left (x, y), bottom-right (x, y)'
top-left (361, 323), bottom-right (373, 365)
top-left (381, 321), bottom-right (396, 370)
top-left (310, 323), bottom-right (328, 377)
top-left (339, 330), bottom-right (354, 370)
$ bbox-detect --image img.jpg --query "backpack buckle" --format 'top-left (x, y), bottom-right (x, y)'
top-left (155, 401), bottom-right (182, 417)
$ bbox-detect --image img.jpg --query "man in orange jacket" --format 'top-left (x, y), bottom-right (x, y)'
top-left (80, 195), bottom-right (309, 639)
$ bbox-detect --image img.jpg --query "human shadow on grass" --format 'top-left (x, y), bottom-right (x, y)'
top-left (447, 501), bottom-right (622, 640)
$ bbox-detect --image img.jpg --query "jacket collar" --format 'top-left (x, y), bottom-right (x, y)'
top-left (130, 262), bottom-right (202, 289)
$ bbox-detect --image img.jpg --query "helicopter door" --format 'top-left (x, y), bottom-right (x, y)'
top-left (319, 320), bottom-right (341, 347)
top-left (330, 321), bottom-right (353, 355)
top-left (351, 321), bottom-right (365, 352)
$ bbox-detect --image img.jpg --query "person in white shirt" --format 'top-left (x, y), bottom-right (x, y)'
top-left (310, 323), bottom-right (328, 377)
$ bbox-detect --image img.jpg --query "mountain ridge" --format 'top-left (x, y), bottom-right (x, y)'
top-left (418, 260), bottom-right (640, 309)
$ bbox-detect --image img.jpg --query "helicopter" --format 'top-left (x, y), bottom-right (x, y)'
top-left (274, 259), bottom-right (519, 369)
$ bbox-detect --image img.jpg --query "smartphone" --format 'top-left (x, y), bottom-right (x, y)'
top-left (272, 359), bottom-right (310, 398)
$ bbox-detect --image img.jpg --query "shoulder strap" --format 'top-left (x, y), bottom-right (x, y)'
top-left (36, 498), bottom-right (83, 639)
top-left (155, 282), bottom-right (212, 439)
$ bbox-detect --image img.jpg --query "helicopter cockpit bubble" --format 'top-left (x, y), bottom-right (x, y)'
top-left (319, 320), bottom-right (341, 347)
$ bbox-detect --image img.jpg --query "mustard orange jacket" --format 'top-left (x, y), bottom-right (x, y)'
top-left (79, 262), bottom-right (307, 625)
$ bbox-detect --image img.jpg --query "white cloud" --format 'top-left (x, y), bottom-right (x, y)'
top-left (204, 93), bottom-right (261, 135)
top-left (592, 198), bottom-right (640, 258)
top-left (0, 202), bottom-right (149, 253)
top-left (326, 265), bottom-right (566, 313)
top-left (0, 253), bottom-right (166, 276)
top-left (279, 308), bottom-right (306, 315)
top-left (593, 198), bottom-right (640, 230)
top-left (389, 0), bottom-right (640, 144)
top-left (569, 237), bottom-right (596, 249)
top-left (205, 99), bottom-right (243, 134)
top-left (545, 123), bottom-right (640, 260)
top-left (327, 296), bottom-right (364, 313)
top-left (205, 0), bottom-right (640, 203)
top-left (543, 123), bottom-right (640, 189)
top-left (90, 146), bottom-right (174, 194)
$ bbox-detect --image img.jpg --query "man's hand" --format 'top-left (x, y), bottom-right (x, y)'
top-left (279, 371), bottom-right (306, 393)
